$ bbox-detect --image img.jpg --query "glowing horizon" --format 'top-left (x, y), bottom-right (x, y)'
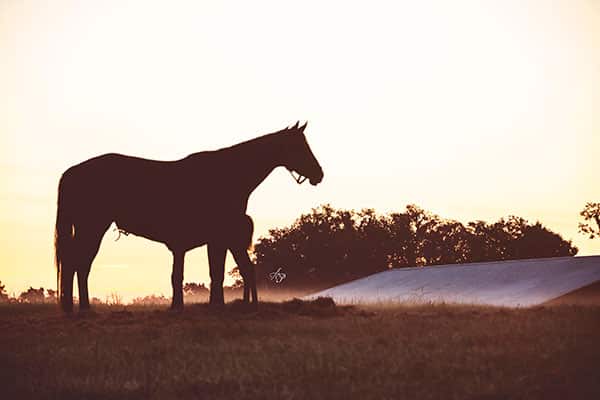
top-left (1, 0), bottom-right (599, 300)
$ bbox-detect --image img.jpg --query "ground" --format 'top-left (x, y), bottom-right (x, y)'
top-left (1, 299), bottom-right (599, 400)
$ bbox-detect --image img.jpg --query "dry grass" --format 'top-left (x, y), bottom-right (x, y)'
top-left (0, 299), bottom-right (599, 400)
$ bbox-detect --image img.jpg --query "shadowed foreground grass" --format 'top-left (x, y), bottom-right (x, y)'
top-left (0, 299), bottom-right (599, 400)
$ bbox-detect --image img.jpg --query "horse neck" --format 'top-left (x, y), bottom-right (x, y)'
top-left (223, 132), bottom-right (285, 196)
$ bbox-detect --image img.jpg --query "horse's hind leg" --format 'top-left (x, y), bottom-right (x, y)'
top-left (60, 263), bottom-right (76, 313)
top-left (75, 221), bottom-right (111, 311)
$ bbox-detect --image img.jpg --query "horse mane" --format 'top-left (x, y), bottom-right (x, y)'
top-left (218, 127), bottom-right (291, 152)
top-left (185, 127), bottom-right (291, 160)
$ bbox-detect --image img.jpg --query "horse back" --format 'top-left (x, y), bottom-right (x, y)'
top-left (60, 152), bottom-right (247, 248)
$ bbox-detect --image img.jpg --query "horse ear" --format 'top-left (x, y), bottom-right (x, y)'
top-left (292, 121), bottom-right (300, 130)
top-left (299, 121), bottom-right (308, 133)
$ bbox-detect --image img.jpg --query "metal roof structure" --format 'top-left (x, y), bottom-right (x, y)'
top-left (306, 255), bottom-right (600, 307)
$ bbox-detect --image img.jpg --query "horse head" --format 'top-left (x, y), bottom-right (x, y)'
top-left (282, 121), bottom-right (324, 186)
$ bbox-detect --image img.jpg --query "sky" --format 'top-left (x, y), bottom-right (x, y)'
top-left (1, 0), bottom-right (599, 301)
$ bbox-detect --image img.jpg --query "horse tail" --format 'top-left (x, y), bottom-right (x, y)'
top-left (245, 215), bottom-right (254, 251)
top-left (55, 172), bottom-right (74, 306)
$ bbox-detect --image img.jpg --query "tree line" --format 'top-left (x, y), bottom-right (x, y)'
top-left (250, 204), bottom-right (579, 292)
top-left (0, 284), bottom-right (57, 304)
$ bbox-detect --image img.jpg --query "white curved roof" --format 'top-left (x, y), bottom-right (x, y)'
top-left (306, 255), bottom-right (600, 307)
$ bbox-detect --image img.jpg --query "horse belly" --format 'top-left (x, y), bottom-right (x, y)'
top-left (114, 207), bottom-right (213, 249)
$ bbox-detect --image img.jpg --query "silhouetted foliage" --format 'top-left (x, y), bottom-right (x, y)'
top-left (227, 268), bottom-right (245, 289)
top-left (18, 287), bottom-right (46, 303)
top-left (254, 204), bottom-right (578, 291)
top-left (183, 282), bottom-right (210, 302)
top-left (46, 289), bottom-right (57, 302)
top-left (0, 281), bottom-right (9, 302)
top-left (465, 217), bottom-right (578, 262)
top-left (254, 205), bottom-right (389, 290)
top-left (131, 294), bottom-right (171, 305)
top-left (91, 297), bottom-right (103, 305)
top-left (105, 293), bottom-right (123, 306)
top-left (579, 202), bottom-right (600, 239)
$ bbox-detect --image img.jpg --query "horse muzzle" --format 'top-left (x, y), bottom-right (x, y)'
top-left (310, 170), bottom-right (324, 186)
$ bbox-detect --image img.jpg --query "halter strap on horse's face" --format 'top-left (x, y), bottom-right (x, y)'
top-left (288, 169), bottom-right (307, 184)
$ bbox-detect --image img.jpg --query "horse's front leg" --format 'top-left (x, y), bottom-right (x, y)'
top-left (77, 267), bottom-right (91, 311)
top-left (231, 247), bottom-right (258, 306)
top-left (208, 244), bottom-right (226, 306)
top-left (170, 250), bottom-right (185, 310)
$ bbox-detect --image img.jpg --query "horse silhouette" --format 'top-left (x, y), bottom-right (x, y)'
top-left (54, 122), bottom-right (323, 312)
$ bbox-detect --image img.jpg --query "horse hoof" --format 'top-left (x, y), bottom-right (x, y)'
top-left (208, 299), bottom-right (225, 307)
top-left (169, 304), bottom-right (184, 312)
top-left (79, 308), bottom-right (97, 317)
top-left (61, 305), bottom-right (74, 314)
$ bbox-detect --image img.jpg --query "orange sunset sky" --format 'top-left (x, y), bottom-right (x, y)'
top-left (1, 0), bottom-right (599, 301)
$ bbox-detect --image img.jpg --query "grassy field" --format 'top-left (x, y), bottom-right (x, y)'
top-left (1, 299), bottom-right (599, 400)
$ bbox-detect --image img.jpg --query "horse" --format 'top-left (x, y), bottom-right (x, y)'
top-left (54, 121), bottom-right (323, 313)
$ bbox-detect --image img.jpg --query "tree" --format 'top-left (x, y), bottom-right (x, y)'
top-left (91, 297), bottom-right (103, 305)
top-left (466, 220), bottom-right (511, 262)
top-left (383, 212), bottom-right (413, 267)
top-left (131, 294), bottom-right (170, 305)
top-left (18, 287), bottom-right (45, 303)
top-left (227, 267), bottom-right (245, 289)
top-left (579, 202), bottom-right (600, 239)
top-left (384, 206), bottom-right (449, 267)
top-left (400, 205), bottom-right (440, 267)
top-left (254, 205), bottom-right (395, 291)
top-left (46, 289), bottom-right (57, 302)
top-left (183, 282), bottom-right (209, 302)
top-left (465, 217), bottom-right (577, 261)
top-left (512, 222), bottom-right (578, 258)
top-left (425, 220), bottom-right (471, 265)
top-left (0, 281), bottom-right (9, 302)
